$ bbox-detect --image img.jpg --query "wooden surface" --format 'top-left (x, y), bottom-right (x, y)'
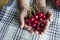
top-left (0, 0), bottom-right (9, 11)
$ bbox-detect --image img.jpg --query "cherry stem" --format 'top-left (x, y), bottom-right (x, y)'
top-left (28, 10), bottom-right (32, 17)
top-left (34, 4), bottom-right (41, 12)
top-left (31, 7), bottom-right (36, 15)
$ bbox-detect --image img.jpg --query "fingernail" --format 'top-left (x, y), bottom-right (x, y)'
top-left (31, 31), bottom-right (34, 34)
top-left (35, 31), bottom-right (38, 34)
top-left (20, 26), bottom-right (24, 28)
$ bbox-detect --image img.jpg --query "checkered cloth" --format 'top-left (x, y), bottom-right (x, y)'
top-left (0, 0), bottom-right (60, 40)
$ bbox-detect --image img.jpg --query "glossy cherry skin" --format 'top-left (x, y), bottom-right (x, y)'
top-left (29, 17), bottom-right (35, 22)
top-left (34, 14), bottom-right (39, 19)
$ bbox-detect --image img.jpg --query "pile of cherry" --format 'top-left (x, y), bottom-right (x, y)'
top-left (54, 0), bottom-right (60, 6)
top-left (24, 5), bottom-right (49, 33)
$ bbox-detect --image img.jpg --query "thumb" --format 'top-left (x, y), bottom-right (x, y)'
top-left (20, 9), bottom-right (27, 28)
top-left (20, 15), bottom-right (25, 28)
top-left (20, 20), bottom-right (24, 28)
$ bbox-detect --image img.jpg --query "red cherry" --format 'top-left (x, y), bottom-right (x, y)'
top-left (34, 19), bottom-right (40, 24)
top-left (35, 26), bottom-right (40, 31)
top-left (40, 13), bottom-right (44, 17)
top-left (24, 18), bottom-right (29, 24)
top-left (33, 24), bottom-right (36, 27)
top-left (43, 20), bottom-right (47, 23)
top-left (39, 18), bottom-right (44, 23)
top-left (39, 23), bottom-right (44, 28)
top-left (38, 12), bottom-right (44, 18)
top-left (32, 23), bottom-right (40, 31)
top-left (34, 15), bottom-right (39, 19)
top-left (31, 23), bottom-right (37, 27)
top-left (24, 18), bottom-right (29, 22)
top-left (34, 20), bottom-right (38, 24)
top-left (43, 15), bottom-right (46, 18)
top-left (28, 22), bottom-right (31, 26)
top-left (40, 23), bottom-right (44, 26)
top-left (55, 0), bottom-right (60, 6)
top-left (40, 18), bottom-right (43, 21)
top-left (30, 17), bottom-right (35, 22)
top-left (44, 13), bottom-right (49, 20)
top-left (40, 20), bottom-right (46, 27)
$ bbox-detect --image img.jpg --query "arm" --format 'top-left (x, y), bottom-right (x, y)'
top-left (36, 0), bottom-right (46, 7)
top-left (36, 0), bottom-right (48, 13)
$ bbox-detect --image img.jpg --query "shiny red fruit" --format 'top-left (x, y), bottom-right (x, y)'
top-left (34, 26), bottom-right (40, 31)
top-left (31, 23), bottom-right (37, 27)
top-left (28, 22), bottom-right (31, 26)
top-left (38, 12), bottom-right (44, 18)
top-left (30, 17), bottom-right (35, 22)
top-left (55, 0), bottom-right (60, 6)
top-left (34, 14), bottom-right (39, 19)
top-left (34, 20), bottom-right (38, 24)
top-left (24, 18), bottom-right (29, 22)
top-left (34, 19), bottom-right (40, 24)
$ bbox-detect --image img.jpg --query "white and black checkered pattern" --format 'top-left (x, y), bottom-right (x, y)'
top-left (0, 0), bottom-right (60, 40)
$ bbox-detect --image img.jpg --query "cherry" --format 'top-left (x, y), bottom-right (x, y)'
top-left (55, 0), bottom-right (60, 6)
top-left (34, 26), bottom-right (40, 31)
top-left (34, 20), bottom-right (38, 24)
top-left (28, 22), bottom-right (31, 26)
top-left (34, 14), bottom-right (39, 19)
top-left (34, 19), bottom-right (40, 24)
top-left (30, 17), bottom-right (35, 22)
top-left (38, 12), bottom-right (44, 18)
top-left (31, 23), bottom-right (37, 27)
top-left (45, 13), bottom-right (50, 19)
top-left (39, 18), bottom-right (43, 21)
top-left (24, 18), bottom-right (29, 22)
top-left (41, 21), bottom-right (46, 26)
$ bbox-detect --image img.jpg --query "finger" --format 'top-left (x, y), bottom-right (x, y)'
top-left (49, 13), bottom-right (53, 22)
top-left (20, 9), bottom-right (28, 28)
top-left (35, 30), bottom-right (39, 34)
top-left (39, 20), bottom-right (50, 35)
top-left (24, 24), bottom-right (34, 34)
top-left (20, 21), bottom-right (24, 28)
top-left (42, 20), bottom-right (50, 33)
top-left (39, 28), bottom-right (44, 35)
top-left (39, 31), bottom-right (44, 35)
top-left (47, 11), bottom-right (53, 22)
top-left (20, 15), bottom-right (25, 28)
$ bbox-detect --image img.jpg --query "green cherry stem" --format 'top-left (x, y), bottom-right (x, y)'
top-left (29, 10), bottom-right (32, 17)
top-left (31, 7), bottom-right (36, 15)
top-left (34, 4), bottom-right (41, 12)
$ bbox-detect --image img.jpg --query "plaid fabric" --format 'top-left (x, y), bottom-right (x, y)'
top-left (0, 0), bottom-right (60, 40)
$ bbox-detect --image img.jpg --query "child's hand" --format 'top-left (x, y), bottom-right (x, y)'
top-left (20, 9), bottom-right (34, 34)
top-left (19, 0), bottom-right (35, 34)
top-left (35, 0), bottom-right (53, 34)
top-left (39, 11), bottom-right (53, 34)
top-left (19, 0), bottom-right (53, 35)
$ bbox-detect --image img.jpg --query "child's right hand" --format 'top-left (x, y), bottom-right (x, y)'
top-left (19, 0), bottom-right (35, 34)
